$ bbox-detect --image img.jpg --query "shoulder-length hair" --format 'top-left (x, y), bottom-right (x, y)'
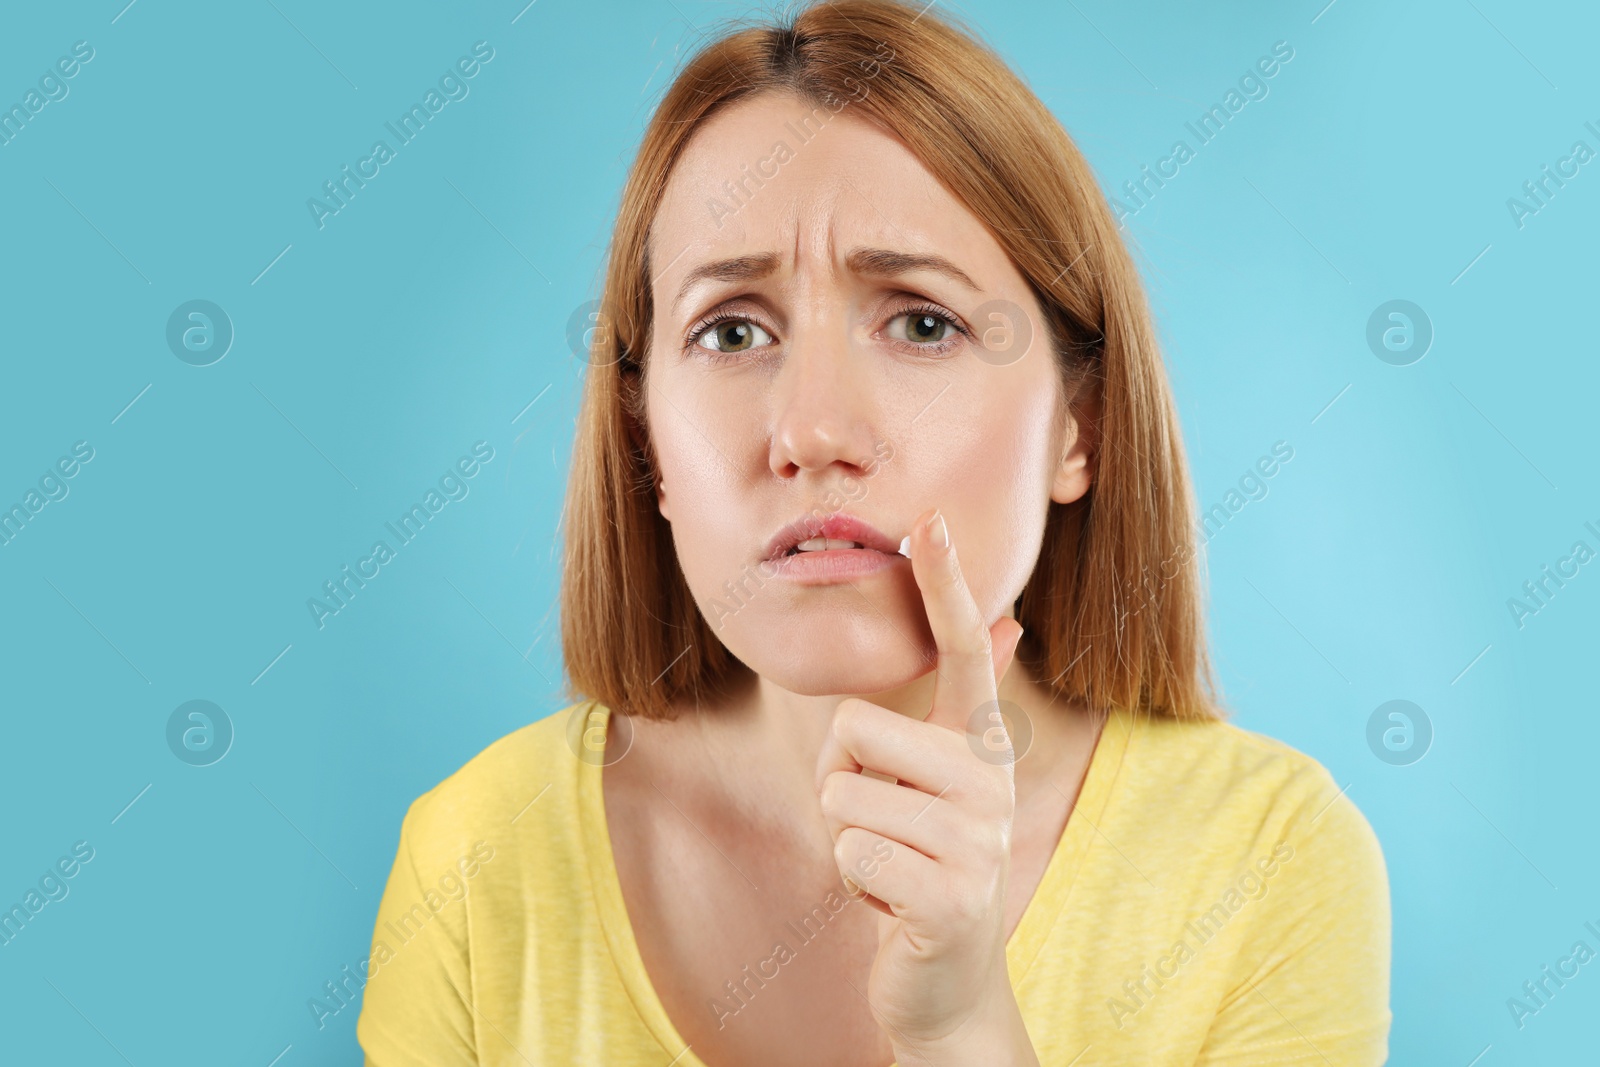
top-left (560, 0), bottom-right (1220, 723)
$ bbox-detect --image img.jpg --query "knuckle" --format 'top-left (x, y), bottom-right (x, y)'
top-left (819, 773), bottom-right (844, 814)
top-left (979, 818), bottom-right (1012, 860)
top-left (951, 808), bottom-right (1008, 860)
top-left (943, 880), bottom-right (989, 926)
top-left (943, 635), bottom-right (991, 669)
top-left (980, 766), bottom-right (1015, 806)
top-left (833, 826), bottom-right (865, 868)
top-left (933, 561), bottom-right (965, 593)
top-left (832, 697), bottom-right (867, 736)
top-left (954, 760), bottom-right (997, 801)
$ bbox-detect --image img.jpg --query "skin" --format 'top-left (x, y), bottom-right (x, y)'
top-left (605, 88), bottom-right (1102, 1066)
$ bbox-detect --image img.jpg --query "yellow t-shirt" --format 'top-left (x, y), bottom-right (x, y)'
top-left (357, 702), bottom-right (1391, 1065)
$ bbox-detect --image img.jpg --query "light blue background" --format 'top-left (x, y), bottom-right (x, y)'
top-left (1, 0), bottom-right (1595, 1062)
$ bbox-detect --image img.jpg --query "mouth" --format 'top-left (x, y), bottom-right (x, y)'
top-left (763, 511), bottom-right (904, 562)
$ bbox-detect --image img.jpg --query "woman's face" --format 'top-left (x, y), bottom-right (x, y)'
top-left (645, 90), bottom-right (1092, 698)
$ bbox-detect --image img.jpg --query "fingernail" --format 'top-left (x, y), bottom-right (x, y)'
top-left (927, 510), bottom-right (949, 550)
top-left (897, 535), bottom-right (911, 557)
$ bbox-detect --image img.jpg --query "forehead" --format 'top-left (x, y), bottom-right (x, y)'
top-left (650, 91), bottom-right (1016, 310)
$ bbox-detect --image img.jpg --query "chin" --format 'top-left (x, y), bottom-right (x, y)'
top-left (716, 602), bottom-right (936, 697)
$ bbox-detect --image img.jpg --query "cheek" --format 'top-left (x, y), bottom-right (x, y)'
top-left (921, 371), bottom-right (1061, 611)
top-left (647, 388), bottom-right (758, 588)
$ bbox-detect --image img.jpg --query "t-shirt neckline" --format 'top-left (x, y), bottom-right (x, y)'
top-left (574, 700), bottom-right (1134, 1067)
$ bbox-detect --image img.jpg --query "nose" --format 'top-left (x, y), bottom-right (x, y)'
top-left (767, 315), bottom-right (882, 480)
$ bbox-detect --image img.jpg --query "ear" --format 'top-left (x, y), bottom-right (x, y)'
top-left (1050, 386), bottom-right (1098, 506)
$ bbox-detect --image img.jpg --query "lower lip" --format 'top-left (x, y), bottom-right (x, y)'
top-left (764, 548), bottom-right (905, 584)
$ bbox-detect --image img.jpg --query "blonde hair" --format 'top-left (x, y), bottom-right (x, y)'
top-left (560, 0), bottom-right (1220, 723)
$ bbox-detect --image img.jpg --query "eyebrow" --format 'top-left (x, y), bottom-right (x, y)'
top-left (672, 246), bottom-right (981, 310)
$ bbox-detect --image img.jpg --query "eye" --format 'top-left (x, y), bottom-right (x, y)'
top-left (886, 304), bottom-right (967, 347)
top-left (689, 316), bottom-right (775, 355)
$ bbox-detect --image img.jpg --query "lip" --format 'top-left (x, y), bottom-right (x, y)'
top-left (761, 511), bottom-right (907, 586)
top-left (763, 511), bottom-right (903, 560)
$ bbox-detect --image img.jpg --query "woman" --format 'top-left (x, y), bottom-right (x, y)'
top-left (357, 2), bottom-right (1391, 1064)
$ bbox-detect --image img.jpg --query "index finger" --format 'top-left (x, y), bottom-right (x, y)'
top-left (905, 508), bottom-right (1022, 733)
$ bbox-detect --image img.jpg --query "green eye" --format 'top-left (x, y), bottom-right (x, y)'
top-left (695, 318), bottom-right (774, 353)
top-left (888, 309), bottom-right (959, 345)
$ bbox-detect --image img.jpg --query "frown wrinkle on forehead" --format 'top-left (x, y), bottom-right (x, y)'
top-left (671, 246), bottom-right (985, 316)
top-left (647, 95), bottom-right (1002, 323)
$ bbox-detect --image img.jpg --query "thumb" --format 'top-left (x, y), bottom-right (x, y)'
top-left (989, 616), bottom-right (1024, 686)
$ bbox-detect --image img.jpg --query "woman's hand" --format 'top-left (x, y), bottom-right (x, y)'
top-left (814, 507), bottom-right (1039, 1065)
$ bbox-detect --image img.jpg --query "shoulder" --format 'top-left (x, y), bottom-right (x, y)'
top-left (393, 702), bottom-right (594, 866)
top-left (1101, 714), bottom-right (1393, 1056)
top-left (1124, 710), bottom-right (1369, 825)
top-left (360, 707), bottom-right (601, 1058)
top-left (1113, 709), bottom-right (1387, 887)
